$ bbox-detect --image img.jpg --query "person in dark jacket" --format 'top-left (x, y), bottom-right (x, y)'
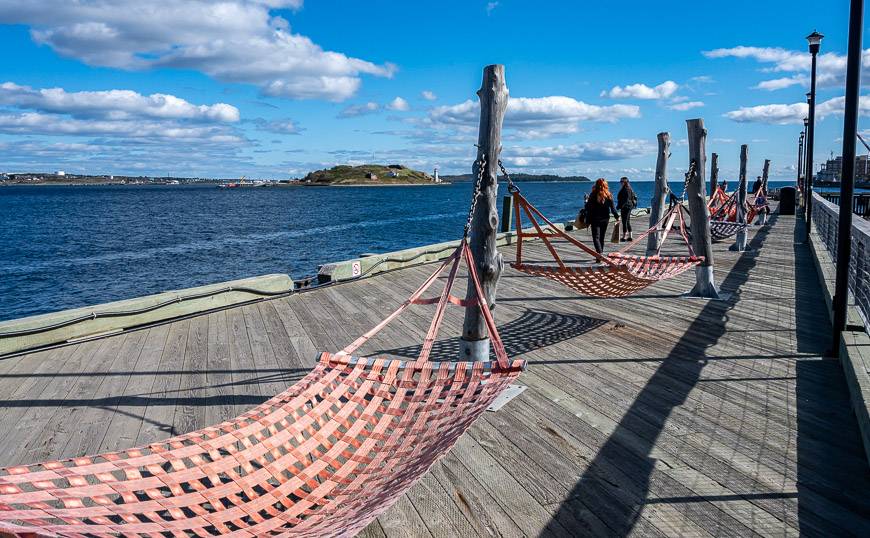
top-left (751, 176), bottom-right (763, 194)
top-left (584, 178), bottom-right (619, 254)
top-left (616, 176), bottom-right (637, 242)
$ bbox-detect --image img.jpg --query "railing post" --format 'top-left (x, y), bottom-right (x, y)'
top-left (500, 195), bottom-right (512, 233)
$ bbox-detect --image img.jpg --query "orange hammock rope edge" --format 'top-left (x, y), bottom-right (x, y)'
top-left (708, 187), bottom-right (754, 241)
top-left (509, 191), bottom-right (703, 298)
top-left (0, 240), bottom-right (524, 538)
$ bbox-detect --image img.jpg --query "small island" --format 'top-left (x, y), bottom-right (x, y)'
top-left (300, 164), bottom-right (445, 186)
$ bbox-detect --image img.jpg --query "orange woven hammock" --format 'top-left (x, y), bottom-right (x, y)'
top-left (0, 240), bottom-right (524, 538)
top-left (509, 191), bottom-right (703, 298)
top-left (708, 187), bottom-right (752, 241)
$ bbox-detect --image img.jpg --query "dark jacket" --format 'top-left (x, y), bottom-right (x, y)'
top-left (616, 186), bottom-right (636, 211)
top-left (751, 178), bottom-right (763, 194)
top-left (585, 195), bottom-right (619, 222)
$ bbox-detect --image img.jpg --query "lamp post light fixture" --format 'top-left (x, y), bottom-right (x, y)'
top-left (804, 31), bottom-right (823, 242)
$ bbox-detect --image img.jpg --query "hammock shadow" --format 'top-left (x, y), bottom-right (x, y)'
top-left (374, 308), bottom-right (608, 362)
top-left (544, 216), bottom-right (779, 536)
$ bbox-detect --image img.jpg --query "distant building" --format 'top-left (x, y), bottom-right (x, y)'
top-left (816, 154), bottom-right (870, 183)
top-left (433, 166), bottom-right (441, 183)
top-left (55, 170), bottom-right (65, 176)
top-left (365, 172), bottom-right (378, 180)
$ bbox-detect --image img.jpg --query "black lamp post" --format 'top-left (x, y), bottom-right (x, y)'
top-left (802, 117), bottom-right (809, 195)
top-left (798, 132), bottom-right (805, 190)
top-left (832, 0), bottom-right (864, 356)
top-left (804, 30), bottom-right (823, 242)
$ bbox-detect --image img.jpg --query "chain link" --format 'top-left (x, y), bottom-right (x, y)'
top-left (498, 159), bottom-right (518, 193)
top-left (680, 159), bottom-right (697, 200)
top-left (463, 154), bottom-right (487, 238)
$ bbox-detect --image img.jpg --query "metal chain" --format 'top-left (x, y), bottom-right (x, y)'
top-left (463, 154), bottom-right (486, 238)
top-left (498, 159), bottom-right (518, 193)
top-left (680, 159), bottom-right (697, 200)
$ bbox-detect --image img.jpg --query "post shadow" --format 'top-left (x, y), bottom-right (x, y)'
top-left (376, 308), bottom-right (608, 362)
top-left (793, 216), bottom-right (870, 534)
top-left (544, 216), bottom-right (777, 536)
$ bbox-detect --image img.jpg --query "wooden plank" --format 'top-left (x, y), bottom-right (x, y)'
top-left (99, 324), bottom-right (171, 452)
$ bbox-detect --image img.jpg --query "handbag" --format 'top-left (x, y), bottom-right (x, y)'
top-left (610, 222), bottom-right (621, 243)
top-left (575, 208), bottom-right (589, 229)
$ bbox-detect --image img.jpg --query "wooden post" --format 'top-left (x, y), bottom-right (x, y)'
top-left (461, 65), bottom-right (508, 361)
top-left (686, 118), bottom-right (721, 298)
top-left (731, 144), bottom-right (750, 251)
top-left (646, 132), bottom-right (670, 256)
top-left (761, 159), bottom-right (770, 193)
top-left (500, 195), bottom-right (512, 233)
top-left (709, 152), bottom-right (719, 200)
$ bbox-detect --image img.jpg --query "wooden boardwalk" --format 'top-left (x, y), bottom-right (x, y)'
top-left (1, 212), bottom-right (869, 536)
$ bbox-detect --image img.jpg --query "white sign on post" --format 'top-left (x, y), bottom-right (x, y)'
top-left (351, 261), bottom-right (362, 278)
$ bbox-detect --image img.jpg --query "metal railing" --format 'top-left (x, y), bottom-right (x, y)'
top-left (818, 191), bottom-right (870, 216)
top-left (812, 192), bottom-right (870, 330)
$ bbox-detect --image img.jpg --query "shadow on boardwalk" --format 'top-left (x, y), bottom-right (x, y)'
top-left (378, 308), bottom-right (609, 361)
top-left (545, 218), bottom-right (778, 536)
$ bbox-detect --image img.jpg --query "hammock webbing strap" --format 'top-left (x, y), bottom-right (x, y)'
top-left (613, 203), bottom-right (694, 258)
top-left (512, 192), bottom-right (615, 267)
top-left (338, 240), bottom-right (508, 368)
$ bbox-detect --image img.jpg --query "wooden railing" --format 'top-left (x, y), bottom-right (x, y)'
top-left (812, 192), bottom-right (870, 331)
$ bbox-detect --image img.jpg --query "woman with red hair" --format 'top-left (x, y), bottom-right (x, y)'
top-left (584, 178), bottom-right (619, 254)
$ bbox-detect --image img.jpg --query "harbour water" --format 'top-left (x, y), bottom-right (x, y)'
top-left (0, 180), bottom-right (792, 321)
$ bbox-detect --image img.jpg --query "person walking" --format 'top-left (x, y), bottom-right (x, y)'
top-left (616, 176), bottom-right (637, 242)
top-left (585, 178), bottom-right (619, 254)
top-left (754, 188), bottom-right (769, 225)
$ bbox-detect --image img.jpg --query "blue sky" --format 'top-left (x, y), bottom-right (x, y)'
top-left (0, 0), bottom-right (860, 180)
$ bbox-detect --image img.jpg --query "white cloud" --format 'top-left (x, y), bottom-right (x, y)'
top-left (386, 96), bottom-right (410, 111)
top-left (0, 82), bottom-right (239, 121)
top-left (504, 139), bottom-right (655, 168)
top-left (601, 81), bottom-right (679, 100)
top-left (421, 90), bottom-right (437, 101)
top-left (486, 2), bottom-right (499, 15)
top-left (667, 101), bottom-right (705, 111)
top-left (0, 111), bottom-right (242, 142)
top-left (724, 94), bottom-right (870, 124)
top-left (428, 96), bottom-right (640, 139)
top-left (0, 0), bottom-right (395, 101)
top-left (753, 77), bottom-right (806, 91)
top-left (253, 117), bottom-right (302, 134)
top-left (338, 101), bottom-right (380, 118)
top-left (703, 45), bottom-right (870, 90)
top-left (724, 103), bottom-right (808, 124)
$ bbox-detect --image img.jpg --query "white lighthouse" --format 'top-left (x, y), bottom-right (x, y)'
top-left (433, 166), bottom-right (441, 183)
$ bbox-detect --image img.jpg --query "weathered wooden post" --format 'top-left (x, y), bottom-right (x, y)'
top-left (462, 65), bottom-right (508, 361)
top-left (761, 159), bottom-right (770, 193)
top-left (710, 152), bottom-right (719, 199)
top-left (646, 132), bottom-right (670, 256)
top-left (731, 144), bottom-right (750, 251)
top-left (500, 195), bottom-right (512, 232)
top-left (686, 118), bottom-right (721, 298)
